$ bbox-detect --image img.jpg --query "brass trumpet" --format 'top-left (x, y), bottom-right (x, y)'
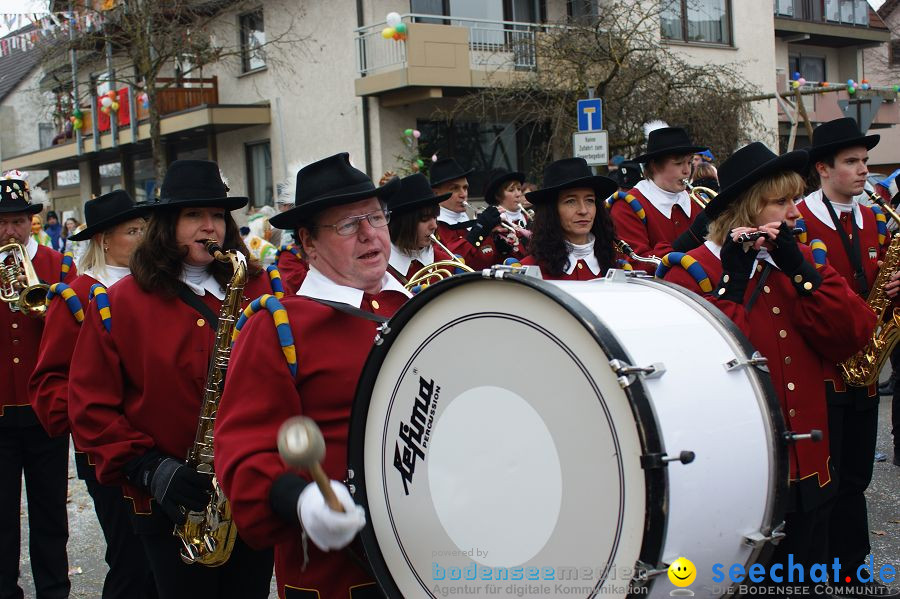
top-left (683, 179), bottom-right (717, 209)
top-left (402, 235), bottom-right (475, 292)
top-left (0, 239), bottom-right (49, 317)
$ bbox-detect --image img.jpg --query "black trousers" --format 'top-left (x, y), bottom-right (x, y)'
top-left (0, 425), bottom-right (69, 599)
top-left (770, 499), bottom-right (832, 575)
top-left (138, 527), bottom-right (273, 599)
top-left (84, 476), bottom-right (157, 599)
top-left (827, 399), bottom-right (879, 570)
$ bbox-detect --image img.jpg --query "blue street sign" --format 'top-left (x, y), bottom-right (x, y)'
top-left (577, 98), bottom-right (603, 132)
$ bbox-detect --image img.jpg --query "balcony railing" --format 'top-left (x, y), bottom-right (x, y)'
top-left (355, 13), bottom-right (551, 76)
top-left (774, 0), bottom-right (870, 26)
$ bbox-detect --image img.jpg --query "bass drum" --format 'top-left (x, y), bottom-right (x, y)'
top-left (349, 271), bottom-right (788, 598)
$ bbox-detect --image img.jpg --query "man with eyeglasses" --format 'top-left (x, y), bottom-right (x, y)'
top-left (214, 153), bottom-right (410, 599)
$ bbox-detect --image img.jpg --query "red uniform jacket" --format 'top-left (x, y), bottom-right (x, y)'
top-left (215, 290), bottom-right (406, 599)
top-left (610, 187), bottom-right (701, 274)
top-left (662, 244), bottom-right (874, 490)
top-left (2, 244), bottom-right (74, 428)
top-left (798, 196), bottom-right (887, 395)
top-left (435, 220), bottom-right (500, 270)
top-left (67, 272), bottom-right (274, 513)
top-left (275, 247), bottom-right (308, 295)
top-left (520, 255), bottom-right (604, 280)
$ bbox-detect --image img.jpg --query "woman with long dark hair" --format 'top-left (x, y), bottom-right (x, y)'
top-left (521, 157), bottom-right (619, 280)
top-left (68, 160), bottom-right (276, 599)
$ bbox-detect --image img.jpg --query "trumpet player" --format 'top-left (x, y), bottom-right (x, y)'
top-left (483, 167), bottom-right (531, 257)
top-left (799, 117), bottom-right (900, 599)
top-left (0, 175), bottom-right (75, 599)
top-left (610, 126), bottom-right (711, 273)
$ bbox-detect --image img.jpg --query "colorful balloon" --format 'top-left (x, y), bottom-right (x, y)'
top-left (404, 128), bottom-right (414, 136)
top-left (395, 22), bottom-right (407, 34)
top-left (386, 12), bottom-right (401, 27)
top-left (412, 129), bottom-right (421, 138)
top-left (381, 27), bottom-right (395, 39)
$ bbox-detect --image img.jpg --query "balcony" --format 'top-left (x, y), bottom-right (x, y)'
top-left (775, 73), bottom-right (899, 130)
top-left (774, 0), bottom-right (889, 47)
top-left (354, 14), bottom-right (550, 104)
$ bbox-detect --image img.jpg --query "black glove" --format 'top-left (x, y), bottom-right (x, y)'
top-left (466, 206), bottom-right (502, 247)
top-left (124, 450), bottom-right (212, 524)
top-left (671, 210), bottom-right (710, 252)
top-left (768, 222), bottom-right (822, 295)
top-left (716, 234), bottom-right (759, 303)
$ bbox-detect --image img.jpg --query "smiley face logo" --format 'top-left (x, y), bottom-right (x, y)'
top-left (668, 557), bottom-right (696, 587)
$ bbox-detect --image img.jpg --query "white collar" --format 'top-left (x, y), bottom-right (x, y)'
top-left (180, 265), bottom-right (225, 300)
top-left (298, 265), bottom-right (411, 306)
top-left (635, 179), bottom-right (693, 219)
top-left (704, 239), bottom-right (777, 277)
top-left (565, 235), bottom-right (601, 275)
top-left (800, 189), bottom-right (863, 230)
top-left (438, 206), bottom-right (470, 226)
top-left (388, 242), bottom-right (434, 276)
top-left (84, 265), bottom-right (130, 288)
top-left (0, 236), bottom-right (37, 261)
top-left (501, 207), bottom-right (527, 226)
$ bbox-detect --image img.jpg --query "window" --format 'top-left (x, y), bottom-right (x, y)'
top-left (891, 40), bottom-right (900, 68)
top-left (568, 0), bottom-right (597, 19)
top-left (133, 155), bottom-right (156, 203)
top-left (410, 0), bottom-right (541, 23)
top-left (246, 141), bottom-right (273, 208)
top-left (788, 54), bottom-right (825, 84)
top-left (661, 0), bottom-right (731, 46)
top-left (239, 9), bottom-right (266, 73)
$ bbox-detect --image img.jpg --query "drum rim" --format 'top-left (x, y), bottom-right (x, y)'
top-left (348, 271), bottom-right (668, 597)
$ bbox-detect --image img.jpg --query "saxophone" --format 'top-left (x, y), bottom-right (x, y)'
top-left (174, 240), bottom-right (246, 566)
top-left (840, 193), bottom-right (900, 386)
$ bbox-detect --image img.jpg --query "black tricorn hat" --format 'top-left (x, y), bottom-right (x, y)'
top-left (0, 178), bottom-right (41, 215)
top-left (68, 190), bottom-right (150, 241)
top-left (429, 158), bottom-right (474, 187)
top-left (635, 127), bottom-right (708, 163)
top-left (524, 157), bottom-right (618, 204)
top-left (269, 153), bottom-right (399, 229)
top-left (611, 160), bottom-right (643, 189)
top-left (388, 173), bottom-right (451, 215)
top-left (154, 160), bottom-right (247, 211)
top-left (704, 142), bottom-right (808, 221)
top-left (482, 168), bottom-right (525, 205)
top-left (806, 117), bottom-right (880, 163)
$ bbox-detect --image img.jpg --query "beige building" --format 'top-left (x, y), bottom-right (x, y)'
top-left (1, 0), bottom-right (892, 218)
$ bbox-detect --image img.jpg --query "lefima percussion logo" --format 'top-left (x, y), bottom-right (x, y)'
top-left (393, 375), bottom-right (440, 495)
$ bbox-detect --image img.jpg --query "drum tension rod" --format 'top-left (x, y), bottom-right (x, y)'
top-left (743, 521), bottom-right (786, 548)
top-left (724, 351), bottom-right (769, 373)
top-left (783, 429), bottom-right (824, 444)
top-left (640, 450), bottom-right (695, 470)
top-left (631, 560), bottom-right (670, 582)
top-left (609, 359), bottom-right (666, 388)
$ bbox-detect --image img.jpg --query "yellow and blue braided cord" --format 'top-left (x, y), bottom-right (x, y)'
top-left (615, 258), bottom-right (634, 271)
top-left (60, 252), bottom-right (75, 281)
top-left (266, 265), bottom-right (285, 299)
top-left (276, 244), bottom-right (302, 260)
top-left (810, 239), bottom-right (827, 269)
top-left (655, 252), bottom-right (713, 292)
top-left (232, 294), bottom-right (297, 377)
top-left (606, 191), bottom-right (646, 224)
top-left (794, 218), bottom-right (808, 244)
top-left (871, 205), bottom-right (888, 247)
top-left (47, 283), bottom-right (84, 323)
top-left (89, 284), bottom-right (111, 332)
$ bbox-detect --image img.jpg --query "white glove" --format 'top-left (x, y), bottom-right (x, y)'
top-left (296, 480), bottom-right (366, 551)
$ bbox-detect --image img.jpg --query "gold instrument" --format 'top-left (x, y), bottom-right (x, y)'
top-left (683, 179), bottom-right (717, 209)
top-left (174, 240), bottom-right (244, 566)
top-left (614, 238), bottom-right (661, 268)
top-left (839, 193), bottom-right (900, 386)
top-left (403, 235), bottom-right (475, 291)
top-left (0, 239), bottom-right (49, 317)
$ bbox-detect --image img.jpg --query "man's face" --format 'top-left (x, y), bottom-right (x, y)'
top-left (300, 198), bottom-right (391, 294)
top-left (0, 212), bottom-right (32, 244)
top-left (817, 146), bottom-right (869, 200)
top-left (434, 178), bottom-right (469, 213)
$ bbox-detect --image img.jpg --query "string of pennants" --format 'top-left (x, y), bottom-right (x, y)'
top-left (0, 11), bottom-right (109, 58)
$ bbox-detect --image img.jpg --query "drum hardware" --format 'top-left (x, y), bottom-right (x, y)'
top-left (783, 429), bottom-right (823, 444)
top-left (373, 322), bottom-right (391, 346)
top-left (278, 416), bottom-right (345, 513)
top-left (724, 351), bottom-right (769, 373)
top-left (631, 561), bottom-right (670, 582)
top-left (640, 451), bottom-right (696, 470)
top-left (609, 358), bottom-right (666, 388)
top-left (742, 522), bottom-right (786, 549)
top-left (481, 264), bottom-right (542, 280)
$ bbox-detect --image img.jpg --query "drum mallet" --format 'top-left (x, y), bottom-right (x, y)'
top-left (277, 416), bottom-right (345, 513)
top-left (783, 429), bottom-right (824, 443)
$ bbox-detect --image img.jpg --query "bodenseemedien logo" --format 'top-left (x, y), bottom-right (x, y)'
top-left (668, 557), bottom-right (696, 596)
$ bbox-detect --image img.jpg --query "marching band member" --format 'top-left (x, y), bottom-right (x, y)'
top-left (387, 173), bottom-right (455, 285)
top-left (214, 153), bottom-right (410, 598)
top-left (28, 190), bottom-right (156, 599)
top-left (483, 167), bottom-right (530, 256)
top-left (521, 158), bottom-right (619, 280)
top-left (798, 117), bottom-right (900, 598)
top-left (68, 161), bottom-right (276, 599)
top-left (610, 159), bottom-right (643, 192)
top-left (610, 126), bottom-right (710, 273)
top-left (273, 172), bottom-right (309, 294)
top-left (431, 157), bottom-right (505, 269)
top-left (661, 142), bottom-right (875, 588)
top-left (0, 177), bottom-right (74, 599)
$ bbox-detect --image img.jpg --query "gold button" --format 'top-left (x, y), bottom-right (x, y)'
top-left (794, 274), bottom-right (803, 283)
top-left (803, 282), bottom-right (813, 291)
top-left (787, 382), bottom-right (795, 391)
top-left (756, 264), bottom-right (763, 272)
top-left (789, 408), bottom-right (796, 417)
top-left (718, 288), bottom-right (726, 296)
top-left (779, 329), bottom-right (787, 338)
top-left (763, 286), bottom-right (771, 293)
top-left (577, 263), bottom-right (584, 270)
top-left (772, 306), bottom-right (781, 314)
top-left (475, 242), bottom-right (481, 247)
top-left (723, 274), bottom-right (730, 283)
top-left (371, 300), bottom-right (380, 310)
top-left (13, 357), bottom-right (19, 364)
top-left (784, 356), bottom-right (792, 365)
top-left (12, 339), bottom-right (18, 345)
top-left (196, 318), bottom-right (205, 327)
top-left (11, 323), bottom-right (17, 329)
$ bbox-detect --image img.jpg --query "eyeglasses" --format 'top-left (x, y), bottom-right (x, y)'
top-left (320, 209), bottom-right (391, 236)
